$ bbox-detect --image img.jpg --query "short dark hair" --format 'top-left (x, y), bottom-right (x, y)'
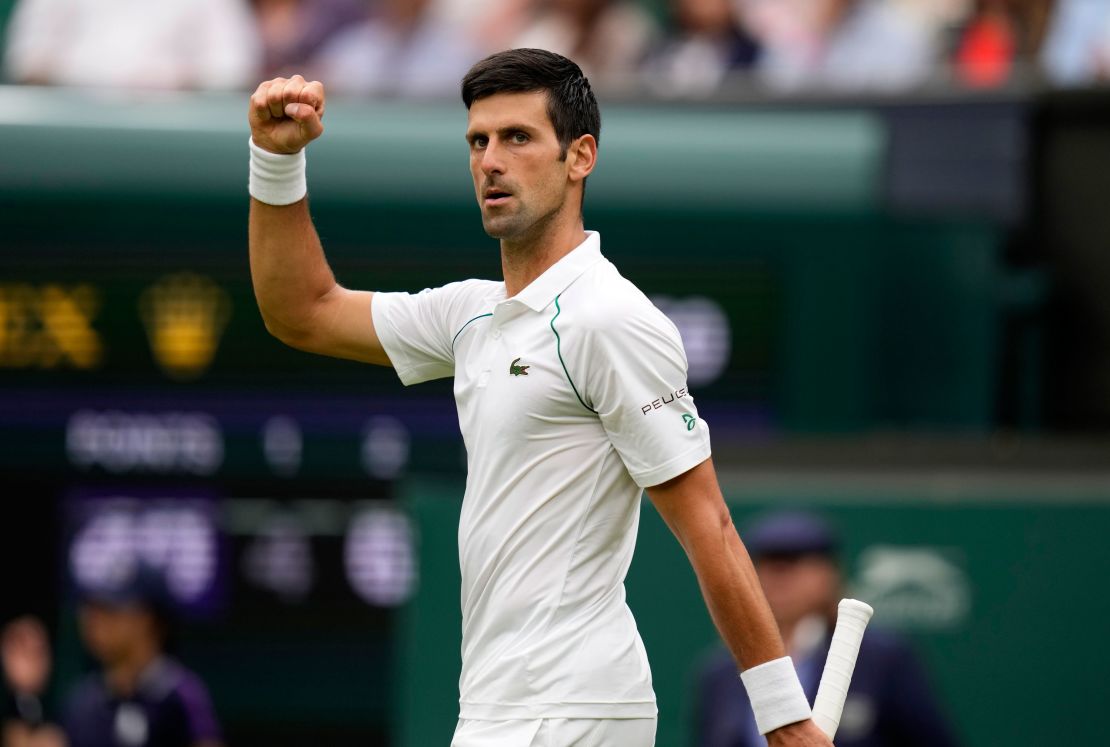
top-left (461, 48), bottom-right (601, 159)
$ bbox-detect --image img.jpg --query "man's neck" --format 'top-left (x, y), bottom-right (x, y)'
top-left (104, 646), bottom-right (159, 698)
top-left (500, 218), bottom-right (587, 298)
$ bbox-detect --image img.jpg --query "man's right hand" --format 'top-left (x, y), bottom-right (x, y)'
top-left (248, 75), bottom-right (325, 155)
top-left (247, 75), bottom-right (389, 368)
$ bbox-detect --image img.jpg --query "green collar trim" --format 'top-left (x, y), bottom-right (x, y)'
top-left (451, 312), bottom-right (493, 348)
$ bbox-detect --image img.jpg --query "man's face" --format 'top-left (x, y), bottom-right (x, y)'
top-left (78, 603), bottom-right (153, 666)
top-left (466, 91), bottom-right (574, 241)
top-left (755, 553), bottom-right (839, 627)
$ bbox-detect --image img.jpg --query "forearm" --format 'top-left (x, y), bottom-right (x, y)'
top-left (247, 75), bottom-right (340, 349)
top-left (248, 197), bottom-right (338, 345)
top-left (651, 465), bottom-right (829, 744)
top-left (681, 506), bottom-right (785, 670)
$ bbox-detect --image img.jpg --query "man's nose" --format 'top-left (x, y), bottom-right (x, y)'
top-left (480, 141), bottom-right (505, 176)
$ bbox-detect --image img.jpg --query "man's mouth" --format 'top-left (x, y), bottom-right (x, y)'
top-left (484, 188), bottom-right (513, 206)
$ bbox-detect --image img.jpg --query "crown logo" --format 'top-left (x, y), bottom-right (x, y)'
top-left (139, 273), bottom-right (230, 380)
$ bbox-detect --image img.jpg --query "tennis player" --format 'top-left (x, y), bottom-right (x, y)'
top-left (247, 48), bottom-right (832, 747)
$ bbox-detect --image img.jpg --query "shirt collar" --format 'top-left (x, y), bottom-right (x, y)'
top-left (508, 231), bottom-right (604, 312)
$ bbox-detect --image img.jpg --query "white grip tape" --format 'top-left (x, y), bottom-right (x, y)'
top-left (812, 599), bottom-right (875, 739)
top-left (739, 656), bottom-right (812, 735)
top-left (249, 137), bottom-right (307, 205)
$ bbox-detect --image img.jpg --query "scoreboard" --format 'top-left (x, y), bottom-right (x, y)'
top-left (0, 260), bottom-right (776, 473)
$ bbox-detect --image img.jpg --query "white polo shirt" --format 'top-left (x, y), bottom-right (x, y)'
top-left (371, 231), bottom-right (712, 720)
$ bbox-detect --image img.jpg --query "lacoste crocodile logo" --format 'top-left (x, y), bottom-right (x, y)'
top-left (509, 358), bottom-right (530, 376)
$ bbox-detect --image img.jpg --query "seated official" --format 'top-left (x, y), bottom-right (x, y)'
top-left (63, 564), bottom-right (222, 747)
top-left (696, 511), bottom-right (961, 747)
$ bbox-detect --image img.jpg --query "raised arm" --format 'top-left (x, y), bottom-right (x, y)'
top-left (247, 76), bottom-right (390, 366)
top-left (646, 458), bottom-right (832, 747)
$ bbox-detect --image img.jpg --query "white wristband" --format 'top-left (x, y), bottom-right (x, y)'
top-left (249, 137), bottom-right (307, 205)
top-left (739, 656), bottom-right (812, 735)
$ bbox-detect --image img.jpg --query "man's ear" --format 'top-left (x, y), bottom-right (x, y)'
top-left (566, 134), bottom-right (598, 183)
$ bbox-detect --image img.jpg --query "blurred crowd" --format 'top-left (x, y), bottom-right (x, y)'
top-left (2, 0), bottom-right (1110, 97)
top-left (3, 564), bottom-right (223, 747)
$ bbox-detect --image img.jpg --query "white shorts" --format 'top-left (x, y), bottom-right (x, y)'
top-left (451, 717), bottom-right (657, 747)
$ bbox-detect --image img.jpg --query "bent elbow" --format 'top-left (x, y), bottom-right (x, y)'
top-left (260, 312), bottom-right (316, 353)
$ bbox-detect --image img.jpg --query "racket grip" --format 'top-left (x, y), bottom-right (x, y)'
top-left (812, 599), bottom-right (874, 739)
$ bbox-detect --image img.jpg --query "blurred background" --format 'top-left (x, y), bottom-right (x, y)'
top-left (1, 0), bottom-right (1109, 745)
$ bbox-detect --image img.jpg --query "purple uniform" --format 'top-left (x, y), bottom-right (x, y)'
top-left (63, 657), bottom-right (220, 747)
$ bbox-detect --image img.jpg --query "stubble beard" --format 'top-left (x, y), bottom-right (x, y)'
top-left (481, 207), bottom-right (527, 240)
top-left (481, 198), bottom-right (538, 240)
top-left (481, 195), bottom-right (563, 248)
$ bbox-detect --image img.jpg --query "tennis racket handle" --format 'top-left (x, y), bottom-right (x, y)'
top-left (812, 599), bottom-right (874, 740)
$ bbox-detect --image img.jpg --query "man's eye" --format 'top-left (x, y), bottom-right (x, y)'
top-left (472, 137), bottom-right (487, 149)
top-left (512, 133), bottom-right (528, 144)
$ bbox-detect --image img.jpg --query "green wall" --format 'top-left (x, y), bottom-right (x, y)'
top-left (397, 477), bottom-right (1110, 746)
top-left (0, 1), bottom-right (15, 58)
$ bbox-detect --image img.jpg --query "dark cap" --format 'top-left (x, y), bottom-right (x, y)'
top-left (77, 560), bottom-right (174, 616)
top-left (744, 511), bottom-right (839, 559)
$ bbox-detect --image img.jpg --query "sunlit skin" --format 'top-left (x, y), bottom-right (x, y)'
top-left (465, 91), bottom-right (597, 296)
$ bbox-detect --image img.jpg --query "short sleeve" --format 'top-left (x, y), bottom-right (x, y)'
top-left (581, 305), bottom-right (712, 488)
top-left (372, 282), bottom-right (483, 386)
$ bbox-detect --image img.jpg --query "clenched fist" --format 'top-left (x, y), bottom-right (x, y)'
top-left (249, 75), bottom-right (326, 155)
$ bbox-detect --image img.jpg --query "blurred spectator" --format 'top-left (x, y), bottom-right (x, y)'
top-left (696, 511), bottom-right (960, 747)
top-left (309, 0), bottom-right (480, 97)
top-left (954, 0), bottom-right (1053, 88)
top-left (252, 0), bottom-right (366, 79)
top-left (2, 618), bottom-right (64, 747)
top-left (431, 0), bottom-right (532, 57)
top-left (891, 0), bottom-right (973, 60)
top-left (737, 0), bottom-right (936, 92)
top-left (3, 0), bottom-right (260, 89)
top-left (1042, 0), bottom-right (1110, 84)
top-left (510, 0), bottom-right (659, 89)
top-left (892, 0), bottom-right (973, 29)
top-left (62, 563), bottom-right (222, 747)
top-left (1, 566), bottom-right (223, 745)
top-left (955, 1), bottom-right (1019, 87)
top-left (642, 0), bottom-right (760, 96)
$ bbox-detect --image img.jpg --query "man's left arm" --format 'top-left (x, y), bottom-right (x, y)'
top-left (646, 458), bottom-right (832, 747)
